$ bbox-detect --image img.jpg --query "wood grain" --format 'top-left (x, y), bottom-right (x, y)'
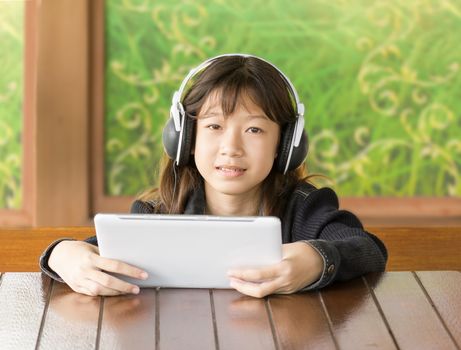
top-left (35, 0), bottom-right (90, 226)
top-left (37, 281), bottom-right (100, 349)
top-left (158, 289), bottom-right (215, 350)
top-left (1, 226), bottom-right (460, 273)
top-left (0, 272), bottom-right (460, 349)
top-left (212, 289), bottom-right (275, 349)
top-left (416, 271), bottom-right (461, 348)
top-left (366, 272), bottom-right (458, 350)
top-left (342, 197), bottom-right (461, 222)
top-left (99, 289), bottom-right (157, 349)
top-left (0, 273), bottom-right (51, 349)
top-left (320, 276), bottom-right (397, 349)
top-left (373, 227), bottom-right (461, 271)
top-left (0, 227), bottom-right (93, 271)
top-left (268, 292), bottom-right (336, 349)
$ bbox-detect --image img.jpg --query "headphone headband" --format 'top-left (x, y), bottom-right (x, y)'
top-left (171, 54), bottom-right (305, 147)
top-left (165, 53), bottom-right (308, 173)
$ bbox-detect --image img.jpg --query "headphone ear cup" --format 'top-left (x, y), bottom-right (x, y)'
top-left (176, 116), bottom-right (195, 166)
top-left (287, 130), bottom-right (308, 172)
top-left (162, 117), bottom-right (180, 161)
top-left (276, 122), bottom-right (295, 173)
top-left (276, 122), bottom-right (309, 173)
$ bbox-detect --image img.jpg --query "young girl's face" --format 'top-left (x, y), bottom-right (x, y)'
top-left (194, 91), bottom-right (280, 199)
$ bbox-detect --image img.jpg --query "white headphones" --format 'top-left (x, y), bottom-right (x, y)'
top-left (162, 53), bottom-right (308, 174)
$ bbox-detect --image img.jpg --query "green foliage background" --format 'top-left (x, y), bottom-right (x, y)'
top-left (2, 1), bottom-right (460, 209)
top-left (104, 0), bottom-right (461, 197)
top-left (0, 2), bottom-right (23, 209)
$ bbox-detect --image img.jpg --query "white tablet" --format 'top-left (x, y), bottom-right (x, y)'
top-left (94, 214), bottom-right (282, 289)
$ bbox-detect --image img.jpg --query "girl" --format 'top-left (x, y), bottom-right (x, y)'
top-left (40, 54), bottom-right (387, 298)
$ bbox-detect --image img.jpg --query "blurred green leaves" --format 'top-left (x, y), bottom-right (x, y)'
top-left (0, 1), bottom-right (23, 209)
top-left (104, 0), bottom-right (461, 197)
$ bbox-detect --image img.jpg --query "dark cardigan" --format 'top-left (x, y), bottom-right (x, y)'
top-left (40, 182), bottom-right (387, 290)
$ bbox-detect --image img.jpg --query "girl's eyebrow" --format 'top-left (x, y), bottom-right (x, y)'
top-left (247, 114), bottom-right (270, 120)
top-left (199, 112), bottom-right (270, 120)
top-left (199, 112), bottom-right (221, 119)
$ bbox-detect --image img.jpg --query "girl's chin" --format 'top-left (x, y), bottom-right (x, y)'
top-left (206, 180), bottom-right (262, 197)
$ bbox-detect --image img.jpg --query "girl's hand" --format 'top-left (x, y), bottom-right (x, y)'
top-left (48, 240), bottom-right (148, 296)
top-left (227, 242), bottom-right (324, 298)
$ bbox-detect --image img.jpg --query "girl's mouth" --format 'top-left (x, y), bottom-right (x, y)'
top-left (215, 166), bottom-right (246, 177)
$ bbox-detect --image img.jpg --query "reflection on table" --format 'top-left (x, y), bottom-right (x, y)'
top-left (0, 271), bottom-right (460, 349)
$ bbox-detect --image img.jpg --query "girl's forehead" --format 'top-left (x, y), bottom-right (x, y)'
top-left (199, 89), bottom-right (266, 116)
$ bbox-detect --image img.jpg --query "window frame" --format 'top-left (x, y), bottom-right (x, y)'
top-left (0, 1), bottom-right (36, 226)
top-left (2, 0), bottom-right (459, 227)
top-left (90, 0), bottom-right (461, 225)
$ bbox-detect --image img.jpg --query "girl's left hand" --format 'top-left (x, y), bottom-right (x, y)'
top-left (227, 242), bottom-right (324, 298)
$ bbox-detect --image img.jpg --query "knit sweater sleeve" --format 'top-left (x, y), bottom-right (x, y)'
top-left (286, 187), bottom-right (388, 290)
top-left (39, 199), bottom-right (156, 282)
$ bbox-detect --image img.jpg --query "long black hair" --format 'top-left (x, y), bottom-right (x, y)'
top-left (139, 55), bottom-right (312, 215)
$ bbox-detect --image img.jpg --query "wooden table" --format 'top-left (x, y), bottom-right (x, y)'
top-left (1, 271), bottom-right (460, 349)
top-left (2, 227), bottom-right (461, 272)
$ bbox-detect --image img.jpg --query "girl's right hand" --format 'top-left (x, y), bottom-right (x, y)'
top-left (48, 240), bottom-right (148, 296)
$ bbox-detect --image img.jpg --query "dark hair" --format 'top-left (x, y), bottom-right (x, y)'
top-left (139, 55), bottom-right (312, 215)
top-left (183, 55), bottom-right (296, 124)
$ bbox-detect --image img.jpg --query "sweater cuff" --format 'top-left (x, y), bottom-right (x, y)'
top-left (300, 240), bottom-right (340, 291)
top-left (84, 235), bottom-right (98, 246)
top-left (39, 238), bottom-right (76, 283)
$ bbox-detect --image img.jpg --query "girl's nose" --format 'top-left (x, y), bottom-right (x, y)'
top-left (219, 129), bottom-right (243, 157)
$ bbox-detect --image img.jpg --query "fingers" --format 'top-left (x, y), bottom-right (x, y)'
top-left (86, 270), bottom-right (141, 295)
top-left (78, 249), bottom-right (148, 296)
top-left (74, 280), bottom-right (127, 297)
top-left (228, 265), bottom-right (283, 298)
top-left (227, 260), bottom-right (303, 298)
top-left (229, 278), bottom-right (281, 298)
top-left (51, 240), bottom-right (149, 297)
top-left (79, 256), bottom-right (148, 296)
top-left (93, 255), bottom-right (148, 281)
top-left (70, 274), bottom-right (140, 297)
top-left (228, 265), bottom-right (280, 283)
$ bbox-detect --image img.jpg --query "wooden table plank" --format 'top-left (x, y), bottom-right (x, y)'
top-left (158, 289), bottom-right (216, 349)
top-left (366, 272), bottom-right (458, 350)
top-left (0, 227), bottom-right (93, 272)
top-left (0, 273), bottom-right (51, 349)
top-left (268, 292), bottom-right (337, 349)
top-left (36, 281), bottom-right (100, 349)
top-left (373, 227), bottom-right (461, 271)
top-left (99, 289), bottom-right (157, 349)
top-left (3, 226), bottom-right (461, 272)
top-left (320, 276), bottom-right (397, 350)
top-left (212, 289), bottom-right (275, 350)
top-left (1, 271), bottom-right (460, 349)
top-left (416, 271), bottom-right (461, 348)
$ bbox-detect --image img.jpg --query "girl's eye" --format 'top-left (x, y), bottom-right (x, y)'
top-left (247, 127), bottom-right (263, 134)
top-left (206, 124), bottom-right (221, 130)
